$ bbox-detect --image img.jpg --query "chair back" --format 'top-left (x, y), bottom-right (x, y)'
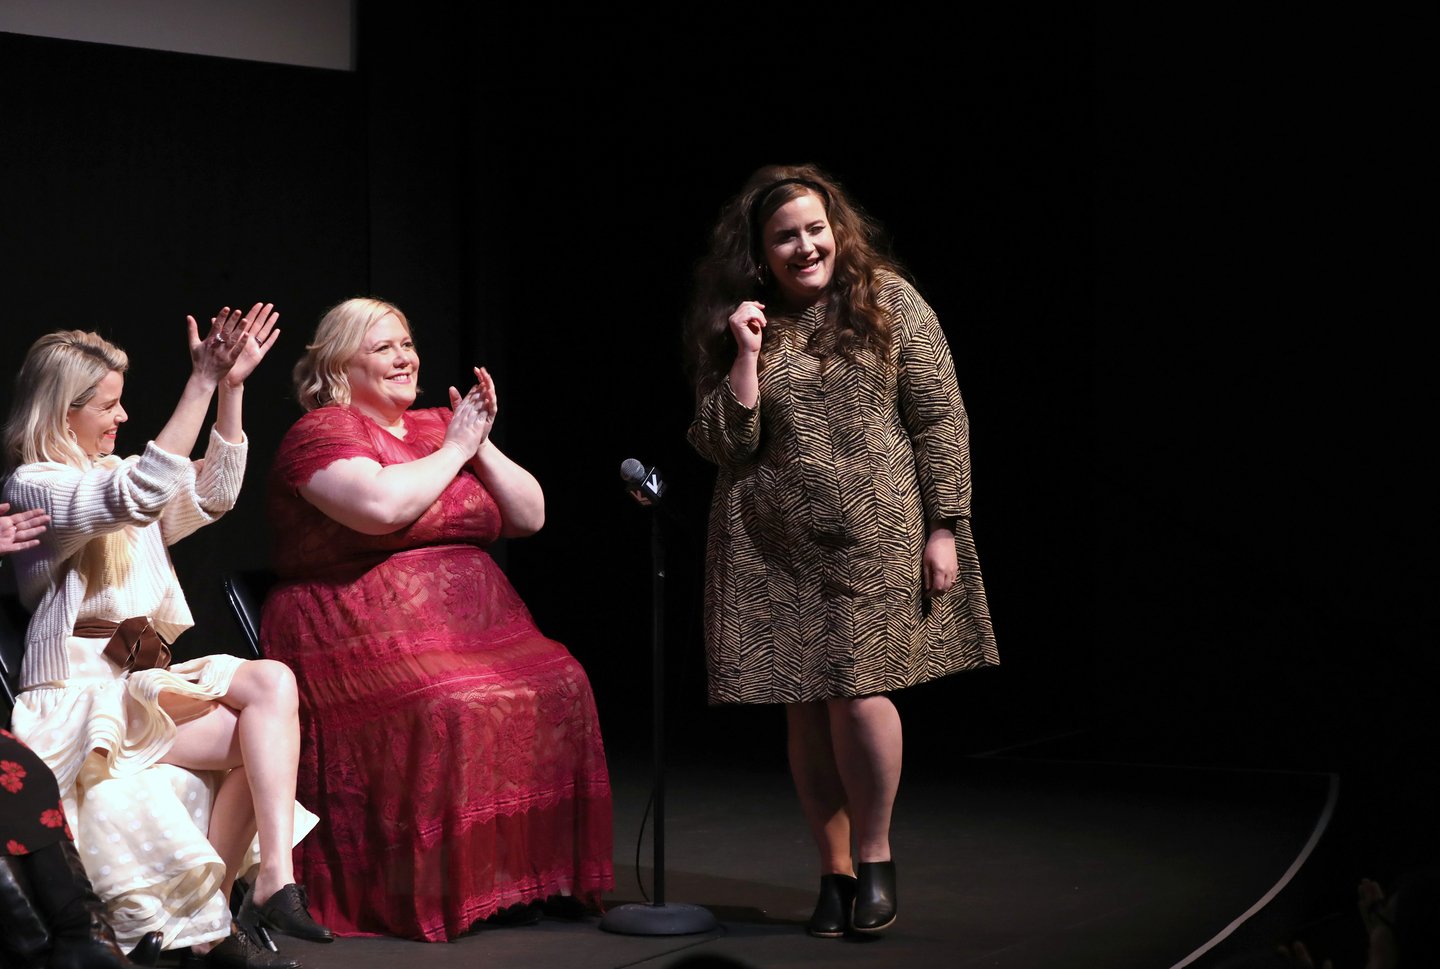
top-left (222, 569), bottom-right (279, 660)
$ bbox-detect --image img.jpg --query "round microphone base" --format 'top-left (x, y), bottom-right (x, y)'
top-left (598, 902), bottom-right (720, 936)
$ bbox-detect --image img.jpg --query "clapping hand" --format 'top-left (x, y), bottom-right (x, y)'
top-left (444, 367), bottom-right (498, 457)
top-left (222, 303), bottom-right (282, 388)
top-left (185, 306), bottom-right (249, 384)
top-left (0, 502), bottom-right (50, 554)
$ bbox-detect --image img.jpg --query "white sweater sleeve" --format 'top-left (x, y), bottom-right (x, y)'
top-left (3, 444), bottom-right (191, 686)
top-left (160, 427), bottom-right (249, 546)
top-left (7, 443), bottom-right (192, 563)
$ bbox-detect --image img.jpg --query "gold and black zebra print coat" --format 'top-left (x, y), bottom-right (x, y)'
top-left (688, 274), bottom-right (998, 704)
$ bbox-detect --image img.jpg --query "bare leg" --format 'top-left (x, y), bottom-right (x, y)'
top-left (785, 702), bottom-right (853, 877)
top-left (160, 660), bottom-right (300, 905)
top-left (208, 767), bottom-right (258, 903)
top-left (827, 695), bottom-right (902, 864)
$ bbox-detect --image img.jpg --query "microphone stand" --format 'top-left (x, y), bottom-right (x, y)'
top-left (599, 472), bottom-right (718, 936)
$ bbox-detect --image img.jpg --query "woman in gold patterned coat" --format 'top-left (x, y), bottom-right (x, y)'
top-left (685, 165), bottom-right (998, 940)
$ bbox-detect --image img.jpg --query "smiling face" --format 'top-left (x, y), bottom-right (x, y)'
top-left (344, 313), bottom-right (418, 422)
top-left (67, 370), bottom-right (127, 457)
top-left (762, 191), bottom-right (836, 307)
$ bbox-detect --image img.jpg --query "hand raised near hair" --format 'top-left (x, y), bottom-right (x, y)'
top-left (728, 301), bottom-right (767, 355)
top-left (185, 306), bottom-right (249, 385)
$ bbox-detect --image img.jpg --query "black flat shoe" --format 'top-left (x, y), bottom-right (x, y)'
top-left (852, 860), bottom-right (897, 934)
top-left (806, 873), bottom-right (857, 938)
top-left (128, 931), bottom-right (163, 966)
top-left (540, 894), bottom-right (589, 920)
top-left (483, 900), bottom-right (542, 927)
top-left (238, 884), bottom-right (334, 944)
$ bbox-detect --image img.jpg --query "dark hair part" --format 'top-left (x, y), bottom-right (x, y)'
top-left (683, 164), bottom-right (901, 396)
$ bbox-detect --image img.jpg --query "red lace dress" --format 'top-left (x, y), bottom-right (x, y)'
top-left (261, 405), bottom-right (613, 941)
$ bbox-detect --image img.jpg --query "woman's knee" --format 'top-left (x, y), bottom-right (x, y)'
top-left (828, 694), bottom-right (898, 728)
top-left (237, 659), bottom-right (298, 709)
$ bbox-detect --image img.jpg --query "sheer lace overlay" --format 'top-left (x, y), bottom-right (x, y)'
top-left (262, 406), bottom-right (613, 941)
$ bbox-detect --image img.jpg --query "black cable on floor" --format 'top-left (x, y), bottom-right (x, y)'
top-left (635, 788), bottom-right (654, 903)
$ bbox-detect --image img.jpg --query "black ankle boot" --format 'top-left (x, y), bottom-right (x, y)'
top-left (805, 873), bottom-right (857, 938)
top-left (1, 853), bottom-right (52, 967)
top-left (22, 838), bottom-right (142, 968)
top-left (852, 860), bottom-right (897, 934)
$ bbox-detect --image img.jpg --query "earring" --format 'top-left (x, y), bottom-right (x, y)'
top-left (756, 265), bottom-right (769, 286)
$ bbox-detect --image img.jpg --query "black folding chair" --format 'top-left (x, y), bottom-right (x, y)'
top-left (222, 569), bottom-right (279, 660)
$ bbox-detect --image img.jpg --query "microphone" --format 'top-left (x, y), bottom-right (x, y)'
top-left (621, 459), bottom-right (667, 506)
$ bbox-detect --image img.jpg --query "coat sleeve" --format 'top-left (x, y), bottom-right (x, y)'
top-left (160, 426), bottom-right (249, 546)
top-left (687, 374), bottom-right (761, 468)
top-left (894, 287), bottom-right (973, 525)
top-left (4, 444), bottom-right (192, 561)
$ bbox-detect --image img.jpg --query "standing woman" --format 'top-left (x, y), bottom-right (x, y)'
top-left (2, 310), bottom-right (329, 968)
top-left (685, 165), bottom-right (998, 938)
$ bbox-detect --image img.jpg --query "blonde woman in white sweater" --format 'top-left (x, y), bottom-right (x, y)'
top-left (2, 308), bottom-right (329, 969)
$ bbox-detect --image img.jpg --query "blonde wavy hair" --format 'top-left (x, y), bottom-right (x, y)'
top-left (293, 298), bottom-right (412, 411)
top-left (4, 330), bottom-right (130, 473)
top-left (4, 330), bottom-right (137, 589)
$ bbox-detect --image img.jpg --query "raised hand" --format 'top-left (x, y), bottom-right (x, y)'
top-left (0, 502), bottom-right (50, 554)
top-left (472, 367), bottom-right (497, 422)
top-left (223, 303), bottom-right (282, 388)
top-left (186, 307), bottom-right (249, 385)
top-left (728, 301), bottom-right (767, 355)
top-left (444, 370), bottom-right (496, 458)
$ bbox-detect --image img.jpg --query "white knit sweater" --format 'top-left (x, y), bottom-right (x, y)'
top-left (2, 427), bottom-right (247, 688)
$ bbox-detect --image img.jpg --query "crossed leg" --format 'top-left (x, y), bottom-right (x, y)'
top-left (156, 660), bottom-right (299, 908)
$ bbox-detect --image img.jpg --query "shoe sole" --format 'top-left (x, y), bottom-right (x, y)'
top-left (257, 911), bottom-right (336, 943)
top-left (851, 914), bottom-right (897, 935)
top-left (806, 927), bottom-right (846, 938)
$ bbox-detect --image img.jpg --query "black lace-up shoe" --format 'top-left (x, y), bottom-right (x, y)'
top-left (238, 884), bottom-right (334, 944)
top-left (184, 926), bottom-right (301, 969)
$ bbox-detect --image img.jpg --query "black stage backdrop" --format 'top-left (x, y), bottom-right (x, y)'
top-left (2, 7), bottom-right (1429, 872)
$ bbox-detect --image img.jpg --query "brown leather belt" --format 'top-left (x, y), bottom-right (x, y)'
top-left (72, 617), bottom-right (172, 673)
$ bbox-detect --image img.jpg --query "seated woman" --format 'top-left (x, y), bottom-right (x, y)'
top-left (2, 310), bottom-right (330, 969)
top-left (260, 298), bottom-right (612, 941)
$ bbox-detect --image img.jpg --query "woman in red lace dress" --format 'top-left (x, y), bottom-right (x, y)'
top-left (260, 298), bottom-right (613, 942)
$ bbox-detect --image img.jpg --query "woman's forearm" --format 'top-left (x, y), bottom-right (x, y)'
top-left (473, 441), bottom-right (544, 537)
top-left (729, 349), bottom-right (760, 408)
top-left (152, 375), bottom-right (218, 458)
top-left (214, 384), bottom-right (244, 445)
top-left (301, 443), bottom-right (471, 535)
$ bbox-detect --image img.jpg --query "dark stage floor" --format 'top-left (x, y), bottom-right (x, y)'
top-left (253, 745), bottom-right (1333, 969)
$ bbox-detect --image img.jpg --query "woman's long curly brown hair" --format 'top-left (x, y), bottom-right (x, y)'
top-left (684, 164), bottom-right (901, 396)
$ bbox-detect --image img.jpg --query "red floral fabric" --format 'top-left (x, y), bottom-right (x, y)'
top-left (1, 732), bottom-right (72, 856)
top-left (0, 759), bottom-right (24, 793)
top-left (261, 406), bottom-right (613, 941)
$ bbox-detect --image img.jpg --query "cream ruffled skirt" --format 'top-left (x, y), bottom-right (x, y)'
top-left (11, 636), bottom-right (318, 949)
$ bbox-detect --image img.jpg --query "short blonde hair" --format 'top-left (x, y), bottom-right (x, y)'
top-left (293, 298), bottom-right (411, 411)
top-left (4, 331), bottom-right (130, 473)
